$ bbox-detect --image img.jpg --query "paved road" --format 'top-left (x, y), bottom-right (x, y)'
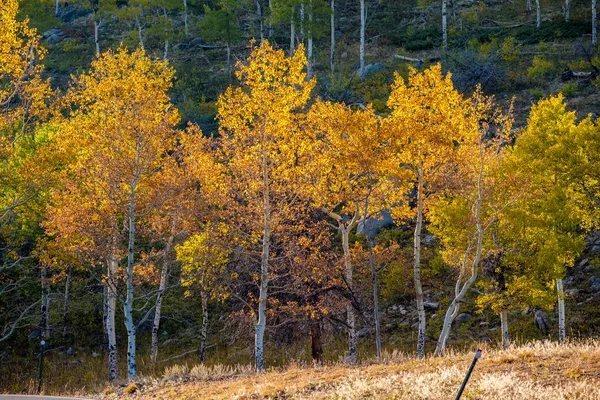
top-left (0, 396), bottom-right (96, 400)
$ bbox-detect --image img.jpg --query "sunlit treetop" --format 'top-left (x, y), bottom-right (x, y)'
top-left (0, 0), bottom-right (50, 134)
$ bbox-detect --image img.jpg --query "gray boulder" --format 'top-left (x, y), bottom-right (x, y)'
top-left (360, 63), bottom-right (385, 78)
top-left (43, 27), bottom-right (66, 44)
top-left (456, 313), bottom-right (472, 322)
top-left (423, 301), bottom-right (439, 310)
top-left (356, 210), bottom-right (393, 239)
top-left (589, 276), bottom-right (600, 292)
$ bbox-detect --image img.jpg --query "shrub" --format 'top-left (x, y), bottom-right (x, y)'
top-left (189, 363), bottom-right (254, 380)
top-left (561, 82), bottom-right (578, 97)
top-left (530, 88), bottom-right (544, 100)
top-left (124, 383), bottom-right (138, 395)
top-left (163, 364), bottom-right (189, 380)
top-left (527, 56), bottom-right (554, 80)
top-left (500, 37), bottom-right (520, 62)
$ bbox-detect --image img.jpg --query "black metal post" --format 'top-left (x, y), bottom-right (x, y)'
top-left (455, 349), bottom-right (481, 400)
top-left (37, 339), bottom-right (46, 393)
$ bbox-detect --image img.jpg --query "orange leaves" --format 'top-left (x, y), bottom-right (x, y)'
top-left (0, 0), bottom-right (50, 135)
top-left (46, 46), bottom-right (182, 266)
top-left (303, 100), bottom-right (398, 223)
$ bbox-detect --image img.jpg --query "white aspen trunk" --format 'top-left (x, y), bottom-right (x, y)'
top-left (256, 0), bottom-right (264, 42)
top-left (557, 278), bottom-right (566, 343)
top-left (307, 1), bottom-right (313, 78)
top-left (436, 301), bottom-right (457, 356)
top-left (536, 0), bottom-right (541, 28)
top-left (341, 224), bottom-right (358, 364)
top-left (150, 223), bottom-right (176, 364)
top-left (565, 0), bottom-right (570, 22)
top-left (414, 168), bottom-right (427, 359)
top-left (593, 0), bottom-right (598, 47)
top-left (106, 247), bottom-right (118, 381)
top-left (40, 264), bottom-right (51, 339)
top-left (199, 292), bottom-right (209, 364)
top-left (136, 15), bottom-right (145, 49)
top-left (163, 8), bottom-right (169, 60)
top-left (359, 0), bottom-right (365, 77)
top-left (227, 44), bottom-right (232, 82)
top-left (62, 266), bottom-right (72, 337)
top-left (434, 154), bottom-right (485, 357)
top-left (300, 3), bottom-right (305, 41)
top-left (124, 180), bottom-right (138, 380)
top-left (291, 13), bottom-right (296, 53)
top-left (55, 0), bottom-right (59, 16)
top-left (183, 0), bottom-right (189, 36)
top-left (500, 310), bottom-right (509, 350)
top-left (255, 148), bottom-right (271, 373)
top-left (330, 0), bottom-right (335, 72)
top-left (368, 238), bottom-right (381, 361)
top-left (527, 0), bottom-right (532, 13)
top-left (94, 19), bottom-right (101, 55)
top-left (442, 0), bottom-right (448, 49)
top-left (269, 0), bottom-right (273, 37)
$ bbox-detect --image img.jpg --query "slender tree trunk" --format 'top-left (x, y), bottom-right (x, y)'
top-left (527, 0), bottom-right (532, 13)
top-left (183, 0), bottom-right (189, 36)
top-left (310, 321), bottom-right (323, 366)
top-left (451, 0), bottom-right (456, 24)
top-left (163, 39), bottom-right (169, 60)
top-left (557, 278), bottom-right (566, 343)
top-left (291, 13), bottom-right (296, 53)
top-left (62, 266), bottom-right (72, 337)
top-left (593, 0), bottom-right (598, 47)
top-left (199, 292), bottom-right (209, 364)
top-left (55, 0), bottom-right (59, 16)
top-left (94, 19), bottom-right (101, 55)
top-left (256, 0), bottom-right (264, 42)
top-left (106, 245), bottom-right (118, 381)
top-left (442, 0), bottom-right (448, 49)
top-left (255, 148), bottom-right (271, 373)
top-left (434, 156), bottom-right (485, 357)
top-left (414, 168), bottom-right (427, 359)
top-left (307, 1), bottom-right (313, 78)
top-left (136, 15), bottom-right (145, 49)
top-left (40, 264), bottom-right (51, 339)
top-left (330, 0), bottom-right (335, 72)
top-left (150, 222), bottom-right (176, 364)
top-left (227, 44), bottom-right (232, 82)
top-left (341, 224), bottom-right (358, 364)
top-left (368, 238), bottom-right (381, 361)
top-left (565, 0), bottom-right (570, 22)
top-left (500, 310), bottom-right (509, 350)
top-left (269, 0), bottom-right (273, 37)
top-left (300, 3), bottom-right (305, 41)
top-left (124, 180), bottom-right (138, 380)
top-left (536, 0), bottom-right (541, 28)
top-left (359, 0), bottom-right (366, 77)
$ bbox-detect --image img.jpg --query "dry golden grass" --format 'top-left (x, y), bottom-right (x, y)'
top-left (100, 340), bottom-right (600, 399)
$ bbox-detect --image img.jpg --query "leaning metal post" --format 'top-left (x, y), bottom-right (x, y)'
top-left (455, 349), bottom-right (482, 400)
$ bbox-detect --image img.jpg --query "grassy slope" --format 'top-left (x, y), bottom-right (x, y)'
top-left (102, 340), bottom-right (600, 399)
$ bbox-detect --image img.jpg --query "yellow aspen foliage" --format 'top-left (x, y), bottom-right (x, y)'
top-left (475, 94), bottom-right (588, 315)
top-left (0, 0), bottom-right (51, 138)
top-left (177, 223), bottom-right (231, 302)
top-left (1, 0), bottom-right (52, 223)
top-left (216, 40), bottom-right (314, 372)
top-left (383, 64), bottom-right (492, 358)
top-left (46, 46), bottom-right (180, 259)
